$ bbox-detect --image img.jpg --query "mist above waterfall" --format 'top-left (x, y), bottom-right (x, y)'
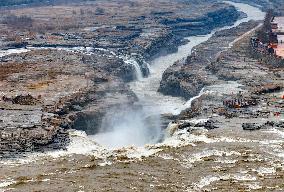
top-left (92, 105), bottom-right (163, 149)
top-left (91, 48), bottom-right (207, 148)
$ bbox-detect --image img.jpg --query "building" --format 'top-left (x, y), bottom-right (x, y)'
top-left (271, 17), bottom-right (284, 57)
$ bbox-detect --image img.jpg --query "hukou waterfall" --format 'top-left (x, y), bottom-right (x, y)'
top-left (0, 1), bottom-right (265, 156)
top-left (86, 1), bottom-right (266, 149)
top-left (3, 0), bottom-right (284, 190)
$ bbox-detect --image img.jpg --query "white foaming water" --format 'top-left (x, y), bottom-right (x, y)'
top-left (0, 48), bottom-right (29, 58)
top-left (0, 46), bottom-right (95, 60)
top-left (124, 57), bottom-right (143, 80)
top-left (91, 106), bottom-right (162, 149)
top-left (0, 180), bottom-right (16, 191)
top-left (192, 173), bottom-right (258, 190)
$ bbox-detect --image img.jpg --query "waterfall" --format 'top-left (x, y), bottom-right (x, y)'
top-left (88, 2), bottom-right (265, 149)
top-left (93, 105), bottom-right (162, 149)
top-left (179, 88), bottom-right (207, 112)
top-left (124, 57), bottom-right (143, 81)
top-left (144, 61), bottom-right (152, 74)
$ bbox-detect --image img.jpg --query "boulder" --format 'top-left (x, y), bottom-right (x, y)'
top-left (242, 123), bottom-right (261, 131)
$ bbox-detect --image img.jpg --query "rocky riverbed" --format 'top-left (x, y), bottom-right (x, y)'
top-left (0, 0), bottom-right (284, 191)
top-left (0, 0), bottom-right (242, 155)
top-left (0, 0), bottom-right (240, 58)
top-left (158, 20), bottom-right (261, 99)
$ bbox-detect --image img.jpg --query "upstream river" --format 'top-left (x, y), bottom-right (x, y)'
top-left (2, 2), bottom-right (284, 192)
